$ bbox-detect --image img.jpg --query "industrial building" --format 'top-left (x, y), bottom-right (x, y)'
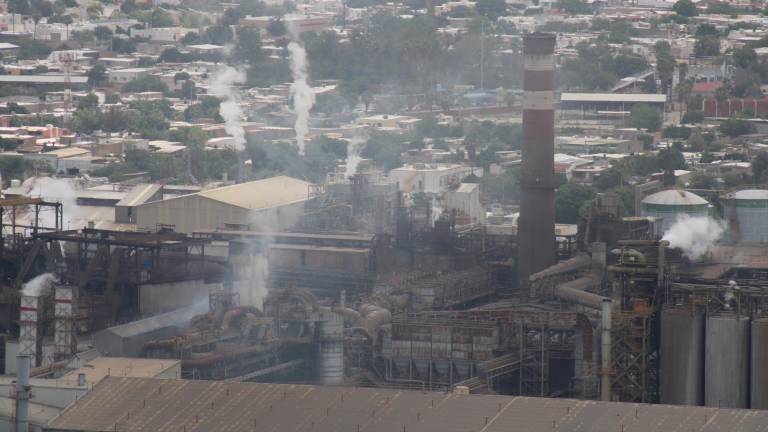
top-left (135, 176), bottom-right (313, 233)
top-left (46, 377), bottom-right (768, 432)
top-left (4, 30), bottom-right (768, 432)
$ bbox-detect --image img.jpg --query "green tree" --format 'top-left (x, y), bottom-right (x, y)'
top-left (361, 131), bottom-right (404, 170)
top-left (159, 47), bottom-right (191, 63)
top-left (77, 93), bottom-right (99, 110)
top-left (556, 0), bottom-right (590, 14)
top-left (655, 41), bottom-right (675, 92)
top-left (73, 109), bottom-right (102, 134)
top-left (694, 36), bottom-right (720, 57)
top-left (695, 23), bottom-right (718, 37)
top-left (555, 183), bottom-right (594, 224)
top-left (719, 117), bottom-right (756, 137)
top-left (111, 37), bottom-right (137, 53)
top-left (688, 171), bottom-right (717, 189)
top-left (72, 30), bottom-right (95, 44)
top-left (94, 25), bottom-right (113, 41)
top-left (205, 25), bottom-right (233, 45)
top-left (123, 76), bottom-right (169, 93)
top-left (87, 63), bottom-right (107, 87)
top-left (0, 156), bottom-right (33, 181)
top-left (7, 0), bottom-right (31, 15)
top-left (672, 0), bottom-right (697, 16)
top-left (752, 152), bottom-right (768, 183)
top-left (594, 167), bottom-right (623, 191)
top-left (656, 146), bottom-right (687, 172)
top-left (682, 110), bottom-right (704, 124)
top-left (629, 104), bottom-right (663, 132)
top-left (234, 28), bottom-right (264, 70)
top-left (476, 0), bottom-right (507, 19)
top-left (267, 18), bottom-right (286, 37)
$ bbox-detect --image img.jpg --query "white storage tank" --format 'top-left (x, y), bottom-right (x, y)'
top-left (640, 189), bottom-right (709, 234)
top-left (721, 188), bottom-right (768, 243)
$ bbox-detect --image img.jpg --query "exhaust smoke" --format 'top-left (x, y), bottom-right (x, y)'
top-left (287, 36), bottom-right (315, 154)
top-left (662, 215), bottom-right (724, 260)
top-left (210, 65), bottom-right (247, 151)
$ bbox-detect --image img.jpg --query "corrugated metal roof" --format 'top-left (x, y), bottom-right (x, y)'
top-left (117, 184), bottom-right (162, 207)
top-left (642, 189), bottom-right (708, 206)
top-left (61, 357), bottom-right (179, 383)
top-left (561, 93), bottom-right (667, 103)
top-left (196, 176), bottom-right (312, 210)
top-left (47, 377), bottom-right (768, 432)
top-left (100, 303), bottom-right (207, 338)
top-left (137, 176), bottom-right (312, 211)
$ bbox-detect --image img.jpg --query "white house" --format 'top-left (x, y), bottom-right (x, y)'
top-left (390, 163), bottom-right (480, 194)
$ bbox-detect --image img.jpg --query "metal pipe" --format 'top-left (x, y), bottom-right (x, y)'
top-left (555, 275), bottom-right (605, 310)
top-left (529, 254), bottom-right (591, 283)
top-left (657, 240), bottom-right (669, 290)
top-left (600, 299), bottom-right (612, 402)
top-left (15, 355), bottom-right (30, 432)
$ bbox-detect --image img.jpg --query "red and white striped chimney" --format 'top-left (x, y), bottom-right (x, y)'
top-left (518, 33), bottom-right (557, 288)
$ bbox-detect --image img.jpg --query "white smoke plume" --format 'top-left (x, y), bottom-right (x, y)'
top-left (22, 273), bottom-right (55, 297)
top-left (345, 137), bottom-right (365, 178)
top-left (662, 215), bottom-right (724, 260)
top-left (287, 40), bottom-right (315, 154)
top-left (31, 177), bottom-right (82, 230)
top-left (210, 65), bottom-right (247, 151)
top-left (237, 253), bottom-right (269, 309)
top-left (431, 196), bottom-right (443, 224)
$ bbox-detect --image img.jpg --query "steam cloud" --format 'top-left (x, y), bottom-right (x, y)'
top-left (32, 177), bottom-right (81, 230)
top-left (662, 215), bottom-right (724, 260)
top-left (287, 40), bottom-right (315, 154)
top-left (210, 65), bottom-right (247, 151)
top-left (22, 273), bottom-right (55, 297)
top-left (345, 137), bottom-right (364, 178)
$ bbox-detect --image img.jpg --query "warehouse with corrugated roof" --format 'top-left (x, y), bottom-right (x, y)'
top-left (45, 377), bottom-right (768, 432)
top-left (135, 176), bottom-right (313, 233)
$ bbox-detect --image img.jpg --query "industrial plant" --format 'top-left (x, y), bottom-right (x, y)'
top-left (0, 10), bottom-right (768, 430)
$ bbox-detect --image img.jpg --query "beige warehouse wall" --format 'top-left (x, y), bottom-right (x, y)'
top-left (136, 195), bottom-right (250, 233)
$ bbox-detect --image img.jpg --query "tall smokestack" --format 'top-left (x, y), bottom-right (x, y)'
top-left (518, 33), bottom-right (557, 288)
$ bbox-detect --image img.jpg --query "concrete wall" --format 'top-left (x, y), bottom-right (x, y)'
top-left (139, 280), bottom-right (221, 315)
top-left (445, 186), bottom-right (485, 225)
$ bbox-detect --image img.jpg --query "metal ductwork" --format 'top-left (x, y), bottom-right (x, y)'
top-left (554, 273), bottom-right (606, 310)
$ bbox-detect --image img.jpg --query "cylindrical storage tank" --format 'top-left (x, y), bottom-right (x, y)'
top-left (640, 189), bottom-right (709, 234)
top-left (705, 314), bottom-right (749, 408)
top-left (660, 308), bottom-right (704, 405)
top-left (751, 318), bottom-right (768, 409)
top-left (721, 189), bottom-right (768, 243)
top-left (317, 311), bottom-right (344, 385)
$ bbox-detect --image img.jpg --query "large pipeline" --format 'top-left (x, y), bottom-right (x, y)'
top-left (181, 336), bottom-right (311, 369)
top-left (529, 254), bottom-right (591, 283)
top-left (554, 273), bottom-right (605, 310)
top-left (221, 306), bottom-right (261, 331)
